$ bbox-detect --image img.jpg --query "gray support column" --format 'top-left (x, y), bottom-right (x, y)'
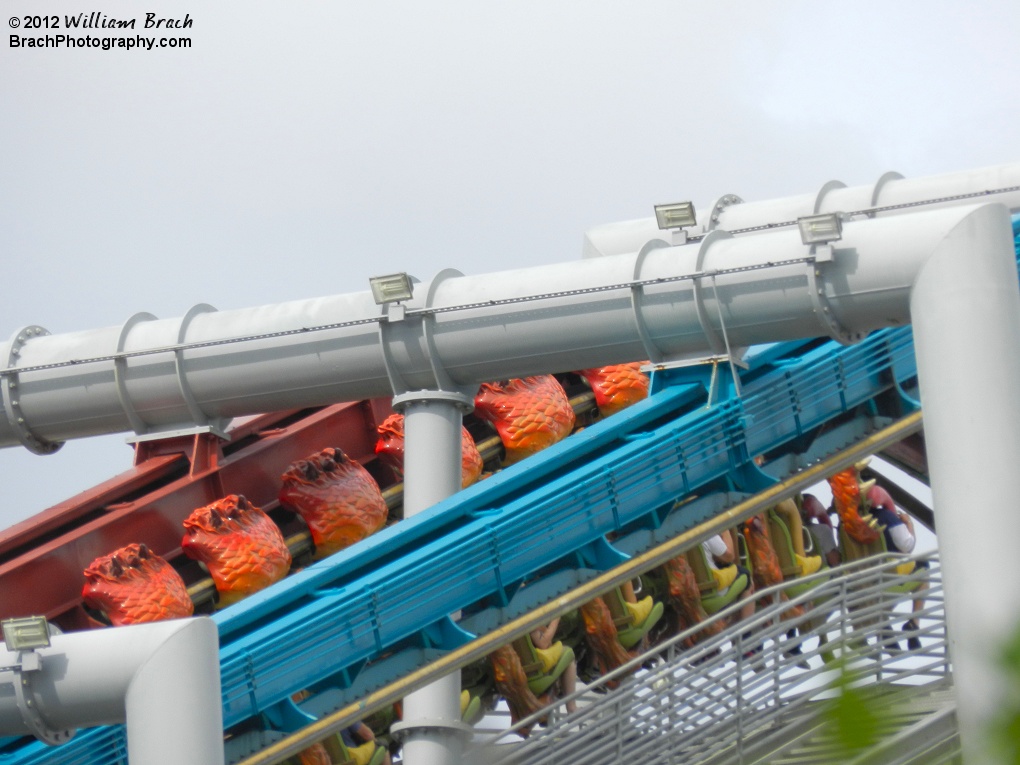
top-left (391, 390), bottom-right (475, 765)
top-left (909, 203), bottom-right (1020, 765)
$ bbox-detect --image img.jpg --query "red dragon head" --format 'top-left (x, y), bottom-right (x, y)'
top-left (827, 459), bottom-right (881, 545)
top-left (182, 494), bottom-right (292, 607)
top-left (82, 542), bottom-right (193, 626)
top-left (279, 447), bottom-right (388, 559)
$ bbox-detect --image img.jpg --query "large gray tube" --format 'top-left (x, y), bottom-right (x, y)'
top-left (908, 203), bottom-right (1020, 765)
top-left (2, 175), bottom-right (1018, 453)
top-left (582, 161), bottom-right (1020, 258)
top-left (0, 617), bottom-right (223, 764)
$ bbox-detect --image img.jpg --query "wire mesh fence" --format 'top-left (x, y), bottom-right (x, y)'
top-left (468, 553), bottom-right (953, 765)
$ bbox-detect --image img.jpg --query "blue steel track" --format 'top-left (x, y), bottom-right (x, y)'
top-left (2, 216), bottom-right (1018, 764)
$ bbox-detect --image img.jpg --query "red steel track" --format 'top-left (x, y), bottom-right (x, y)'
top-left (0, 399), bottom-right (398, 631)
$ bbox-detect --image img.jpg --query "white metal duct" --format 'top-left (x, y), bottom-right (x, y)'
top-left (1, 163), bottom-right (1018, 452)
top-left (583, 162), bottom-right (1020, 257)
top-left (0, 617), bottom-right (223, 764)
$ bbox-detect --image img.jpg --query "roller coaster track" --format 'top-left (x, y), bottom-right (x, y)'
top-left (1, 220), bottom-right (1015, 765)
top-left (234, 411), bottom-right (927, 765)
top-left (0, 325), bottom-right (925, 765)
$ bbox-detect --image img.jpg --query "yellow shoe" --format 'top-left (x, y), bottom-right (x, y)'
top-left (895, 561), bottom-right (916, 576)
top-left (624, 595), bottom-right (655, 626)
top-left (460, 689), bottom-right (471, 717)
top-left (534, 641), bottom-right (564, 673)
top-left (349, 742), bottom-right (376, 765)
top-left (711, 565), bottom-right (739, 591)
top-left (796, 554), bottom-right (823, 576)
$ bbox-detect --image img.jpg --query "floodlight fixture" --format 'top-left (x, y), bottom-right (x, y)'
top-left (2, 616), bottom-right (51, 652)
top-left (798, 213), bottom-right (843, 246)
top-left (654, 201), bottom-right (697, 231)
top-left (369, 273), bottom-right (414, 305)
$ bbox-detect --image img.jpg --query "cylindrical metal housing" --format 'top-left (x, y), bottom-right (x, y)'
top-left (583, 161), bottom-right (1020, 258)
top-left (0, 617), bottom-right (223, 764)
top-left (907, 203), bottom-right (1020, 764)
top-left (0, 197), bottom-right (1007, 451)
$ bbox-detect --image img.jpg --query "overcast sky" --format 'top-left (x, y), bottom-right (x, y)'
top-left (1, 1), bottom-right (1017, 531)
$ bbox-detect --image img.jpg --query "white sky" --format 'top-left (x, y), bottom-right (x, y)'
top-left (1, 1), bottom-right (1017, 531)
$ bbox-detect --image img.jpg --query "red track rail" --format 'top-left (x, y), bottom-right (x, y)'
top-left (0, 372), bottom-right (599, 633)
top-left (0, 398), bottom-right (397, 630)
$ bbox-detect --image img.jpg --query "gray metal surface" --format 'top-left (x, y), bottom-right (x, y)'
top-left (1, 163), bottom-right (1018, 450)
top-left (0, 617), bottom-right (223, 764)
top-left (398, 392), bottom-right (475, 765)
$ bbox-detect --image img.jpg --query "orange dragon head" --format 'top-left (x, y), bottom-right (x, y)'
top-left (279, 447), bottom-right (389, 559)
top-left (182, 494), bottom-right (292, 606)
top-left (473, 376), bottom-right (576, 465)
top-left (827, 458), bottom-right (882, 545)
top-left (82, 542), bottom-right (193, 626)
top-left (575, 362), bottom-right (649, 418)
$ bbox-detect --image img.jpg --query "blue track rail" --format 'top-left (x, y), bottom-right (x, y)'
top-left (3, 216), bottom-right (1017, 764)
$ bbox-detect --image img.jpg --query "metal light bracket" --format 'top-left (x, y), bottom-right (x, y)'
top-left (0, 616), bottom-right (75, 750)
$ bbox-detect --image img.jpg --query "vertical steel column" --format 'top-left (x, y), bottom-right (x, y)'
top-left (910, 203), bottom-right (1020, 765)
top-left (391, 390), bottom-right (475, 765)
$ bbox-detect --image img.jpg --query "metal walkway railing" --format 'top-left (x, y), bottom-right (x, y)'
top-left (469, 553), bottom-right (957, 765)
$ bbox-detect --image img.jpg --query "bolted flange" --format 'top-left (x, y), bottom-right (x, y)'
top-left (10, 657), bottom-right (76, 746)
top-left (1, 326), bottom-right (64, 455)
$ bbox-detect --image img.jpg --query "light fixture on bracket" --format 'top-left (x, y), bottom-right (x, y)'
top-left (654, 201), bottom-right (697, 245)
top-left (797, 212), bottom-right (844, 262)
top-left (797, 212), bottom-right (843, 244)
top-left (369, 272), bottom-right (415, 320)
top-left (369, 272), bottom-right (415, 305)
top-left (2, 615), bottom-right (51, 653)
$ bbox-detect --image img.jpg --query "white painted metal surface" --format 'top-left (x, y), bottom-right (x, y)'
top-left (907, 203), bottom-right (1020, 765)
top-left (2, 162), bottom-right (1019, 452)
top-left (392, 392), bottom-right (474, 765)
top-left (582, 161), bottom-right (1020, 258)
top-left (0, 617), bottom-right (223, 764)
